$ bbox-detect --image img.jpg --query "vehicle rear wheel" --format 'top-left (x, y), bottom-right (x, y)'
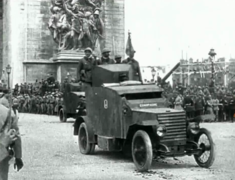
top-left (78, 123), bottom-right (95, 154)
top-left (194, 128), bottom-right (215, 168)
top-left (132, 130), bottom-right (153, 172)
top-left (59, 108), bottom-right (67, 122)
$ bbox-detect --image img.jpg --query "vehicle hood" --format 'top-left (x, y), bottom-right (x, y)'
top-left (132, 107), bottom-right (184, 114)
top-left (107, 84), bottom-right (162, 95)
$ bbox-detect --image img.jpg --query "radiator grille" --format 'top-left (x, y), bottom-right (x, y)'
top-left (158, 112), bottom-right (187, 143)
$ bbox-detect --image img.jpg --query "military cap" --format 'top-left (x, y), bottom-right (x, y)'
top-left (84, 47), bottom-right (93, 53)
top-left (102, 48), bottom-right (111, 54)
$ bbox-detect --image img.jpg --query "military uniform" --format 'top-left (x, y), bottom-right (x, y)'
top-left (77, 55), bottom-right (97, 90)
top-left (228, 95), bottom-right (235, 122)
top-left (194, 95), bottom-right (205, 117)
top-left (122, 58), bottom-right (142, 81)
top-left (0, 104), bottom-right (23, 180)
top-left (183, 95), bottom-right (194, 119)
top-left (97, 48), bottom-right (115, 65)
top-left (97, 57), bottom-right (115, 65)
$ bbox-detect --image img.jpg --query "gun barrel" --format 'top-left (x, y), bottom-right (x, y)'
top-left (162, 62), bottom-right (180, 83)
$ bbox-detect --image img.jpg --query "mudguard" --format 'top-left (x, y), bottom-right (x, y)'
top-left (74, 116), bottom-right (96, 143)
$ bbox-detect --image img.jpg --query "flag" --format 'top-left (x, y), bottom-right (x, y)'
top-left (125, 31), bottom-right (136, 56)
top-left (93, 38), bottom-right (102, 58)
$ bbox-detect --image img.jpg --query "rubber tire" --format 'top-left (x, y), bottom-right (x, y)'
top-left (78, 123), bottom-right (95, 154)
top-left (194, 128), bottom-right (216, 168)
top-left (59, 108), bottom-right (67, 122)
top-left (132, 130), bottom-right (153, 172)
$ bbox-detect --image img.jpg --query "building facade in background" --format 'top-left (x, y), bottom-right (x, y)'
top-left (171, 58), bottom-right (235, 87)
top-left (0, 0), bottom-right (125, 86)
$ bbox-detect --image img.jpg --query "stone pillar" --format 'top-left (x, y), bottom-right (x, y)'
top-left (103, 0), bottom-right (125, 58)
top-left (3, 0), bottom-right (26, 87)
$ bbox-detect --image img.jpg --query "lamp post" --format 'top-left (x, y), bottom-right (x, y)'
top-left (6, 64), bottom-right (11, 90)
top-left (208, 49), bottom-right (216, 92)
top-left (151, 68), bottom-right (156, 82)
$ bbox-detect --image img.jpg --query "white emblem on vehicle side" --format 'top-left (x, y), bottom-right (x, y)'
top-left (104, 99), bottom-right (108, 109)
top-left (139, 103), bottom-right (157, 108)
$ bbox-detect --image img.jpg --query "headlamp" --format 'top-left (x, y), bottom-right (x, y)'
top-left (156, 125), bottom-right (167, 137)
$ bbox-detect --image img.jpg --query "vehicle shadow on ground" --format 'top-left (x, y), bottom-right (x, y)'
top-left (151, 158), bottom-right (197, 169)
top-left (93, 150), bottom-right (133, 163)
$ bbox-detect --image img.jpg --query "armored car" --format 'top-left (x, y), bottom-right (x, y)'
top-left (73, 64), bottom-right (215, 172)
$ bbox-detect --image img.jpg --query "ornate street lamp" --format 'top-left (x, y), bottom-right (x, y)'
top-left (6, 64), bottom-right (11, 90)
top-left (208, 49), bottom-right (216, 92)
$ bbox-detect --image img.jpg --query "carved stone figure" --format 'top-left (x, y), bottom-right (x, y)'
top-left (48, 0), bottom-right (104, 51)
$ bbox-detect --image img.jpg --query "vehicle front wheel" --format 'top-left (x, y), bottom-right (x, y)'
top-left (132, 130), bottom-right (153, 172)
top-left (194, 128), bottom-right (215, 168)
top-left (59, 108), bottom-right (67, 122)
top-left (78, 123), bottom-right (95, 154)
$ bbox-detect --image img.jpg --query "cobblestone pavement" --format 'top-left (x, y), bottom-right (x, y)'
top-left (8, 114), bottom-right (235, 180)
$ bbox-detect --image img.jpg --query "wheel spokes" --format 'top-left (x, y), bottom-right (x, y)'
top-left (197, 134), bottom-right (212, 163)
top-left (134, 138), bottom-right (147, 166)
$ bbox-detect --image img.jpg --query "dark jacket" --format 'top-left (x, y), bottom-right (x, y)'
top-left (97, 57), bottom-right (115, 65)
top-left (194, 96), bottom-right (205, 111)
top-left (77, 56), bottom-right (97, 83)
top-left (122, 58), bottom-right (142, 81)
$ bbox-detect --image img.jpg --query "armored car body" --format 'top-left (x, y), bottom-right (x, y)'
top-left (73, 64), bottom-right (215, 171)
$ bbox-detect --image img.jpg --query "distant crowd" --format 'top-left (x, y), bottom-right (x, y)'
top-left (1, 74), bottom-right (235, 122)
top-left (162, 83), bottom-right (235, 122)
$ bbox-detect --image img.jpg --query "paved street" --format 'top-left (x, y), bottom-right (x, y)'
top-left (8, 113), bottom-right (235, 180)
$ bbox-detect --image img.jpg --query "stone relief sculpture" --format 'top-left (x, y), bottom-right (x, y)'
top-left (48, 0), bottom-right (104, 51)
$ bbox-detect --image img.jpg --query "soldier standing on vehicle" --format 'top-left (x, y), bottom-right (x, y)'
top-left (77, 47), bottom-right (97, 89)
top-left (122, 51), bottom-right (142, 82)
top-left (98, 48), bottom-right (115, 65)
top-left (114, 55), bottom-right (122, 64)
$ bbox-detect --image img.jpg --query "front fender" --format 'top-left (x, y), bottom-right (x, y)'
top-left (73, 116), bottom-right (95, 143)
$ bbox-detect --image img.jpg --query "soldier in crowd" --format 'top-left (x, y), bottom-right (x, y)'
top-left (228, 91), bottom-right (235, 122)
top-left (194, 92), bottom-right (205, 117)
top-left (98, 48), bottom-right (115, 65)
top-left (77, 47), bottom-right (97, 90)
top-left (183, 92), bottom-right (194, 119)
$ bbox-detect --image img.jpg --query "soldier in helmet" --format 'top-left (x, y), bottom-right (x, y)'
top-left (77, 47), bottom-right (97, 90)
top-left (114, 55), bottom-right (122, 64)
top-left (98, 48), bottom-right (115, 65)
top-left (122, 50), bottom-right (142, 82)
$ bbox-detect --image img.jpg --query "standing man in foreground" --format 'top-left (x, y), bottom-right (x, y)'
top-left (77, 47), bottom-right (97, 90)
top-left (0, 129), bottom-right (17, 162)
top-left (0, 92), bottom-right (24, 180)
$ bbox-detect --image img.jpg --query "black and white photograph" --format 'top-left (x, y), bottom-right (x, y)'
top-left (0, 0), bottom-right (235, 179)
